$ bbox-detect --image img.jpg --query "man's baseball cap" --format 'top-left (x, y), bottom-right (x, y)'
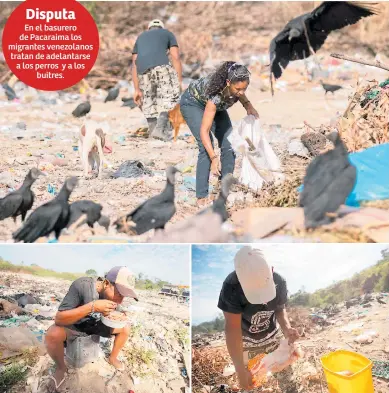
top-left (105, 266), bottom-right (139, 301)
top-left (234, 246), bottom-right (276, 304)
top-left (148, 19), bottom-right (165, 29)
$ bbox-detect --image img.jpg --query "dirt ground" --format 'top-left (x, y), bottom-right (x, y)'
top-left (0, 62), bottom-right (387, 243)
top-left (0, 272), bottom-right (190, 393)
top-left (192, 297), bottom-right (389, 393)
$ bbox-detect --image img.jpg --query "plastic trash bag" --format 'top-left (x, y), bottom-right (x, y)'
top-left (299, 143), bottom-right (389, 206)
top-left (250, 339), bottom-right (303, 379)
top-left (354, 330), bottom-right (378, 344)
top-left (346, 143), bottom-right (389, 206)
top-left (0, 327), bottom-right (46, 355)
top-left (228, 115), bottom-right (284, 191)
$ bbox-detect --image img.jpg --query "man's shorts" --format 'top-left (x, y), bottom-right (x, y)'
top-left (64, 320), bottom-right (114, 343)
top-left (139, 64), bottom-right (180, 119)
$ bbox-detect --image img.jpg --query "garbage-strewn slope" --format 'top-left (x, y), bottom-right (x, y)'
top-left (0, 271), bottom-right (190, 393)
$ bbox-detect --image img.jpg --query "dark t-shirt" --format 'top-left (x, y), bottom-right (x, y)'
top-left (58, 277), bottom-right (101, 329)
top-left (132, 28), bottom-right (178, 75)
top-left (218, 271), bottom-right (288, 347)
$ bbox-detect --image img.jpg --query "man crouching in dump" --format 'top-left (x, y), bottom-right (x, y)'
top-left (218, 246), bottom-right (300, 392)
top-left (44, 266), bottom-right (138, 392)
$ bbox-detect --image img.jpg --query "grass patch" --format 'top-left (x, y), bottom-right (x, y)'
top-left (0, 347), bottom-right (40, 392)
top-left (0, 258), bottom-right (82, 281)
top-left (0, 363), bottom-right (28, 393)
top-left (175, 327), bottom-right (189, 347)
top-left (125, 346), bottom-right (157, 377)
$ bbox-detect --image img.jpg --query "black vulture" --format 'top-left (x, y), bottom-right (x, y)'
top-left (2, 83), bottom-right (17, 101)
top-left (12, 177), bottom-right (78, 243)
top-left (114, 166), bottom-right (180, 235)
top-left (121, 97), bottom-right (137, 109)
top-left (198, 174), bottom-right (237, 222)
top-left (299, 132), bottom-right (356, 229)
top-left (104, 86), bottom-right (120, 103)
top-left (269, 2), bottom-right (380, 82)
top-left (320, 80), bottom-right (343, 95)
top-left (67, 200), bottom-right (109, 231)
top-left (72, 98), bottom-right (91, 118)
top-left (0, 168), bottom-right (45, 223)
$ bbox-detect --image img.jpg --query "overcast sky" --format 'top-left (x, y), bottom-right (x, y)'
top-left (0, 245), bottom-right (190, 285)
top-left (192, 244), bottom-right (386, 324)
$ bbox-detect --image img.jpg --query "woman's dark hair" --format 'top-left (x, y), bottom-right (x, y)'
top-left (205, 61), bottom-right (250, 97)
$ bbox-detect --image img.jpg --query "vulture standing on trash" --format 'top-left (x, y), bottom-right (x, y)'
top-left (121, 97), bottom-right (137, 109)
top-left (269, 2), bottom-right (380, 81)
top-left (320, 80), bottom-right (343, 95)
top-left (2, 83), bottom-right (17, 101)
top-left (0, 168), bottom-right (45, 223)
top-left (104, 86), bottom-right (120, 103)
top-left (198, 174), bottom-right (237, 222)
top-left (67, 200), bottom-right (110, 231)
top-left (115, 166), bottom-right (180, 235)
top-left (13, 177), bottom-right (78, 243)
top-left (72, 97), bottom-right (91, 118)
top-left (299, 132), bottom-right (356, 229)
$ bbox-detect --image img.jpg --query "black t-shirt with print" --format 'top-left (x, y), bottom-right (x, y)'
top-left (217, 271), bottom-right (288, 347)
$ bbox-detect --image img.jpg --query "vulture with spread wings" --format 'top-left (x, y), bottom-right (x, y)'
top-left (269, 1), bottom-right (380, 83)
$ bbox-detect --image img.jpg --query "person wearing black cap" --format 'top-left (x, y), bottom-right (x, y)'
top-left (44, 267), bottom-right (138, 391)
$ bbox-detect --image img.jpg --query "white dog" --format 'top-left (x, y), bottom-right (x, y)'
top-left (78, 120), bottom-right (108, 178)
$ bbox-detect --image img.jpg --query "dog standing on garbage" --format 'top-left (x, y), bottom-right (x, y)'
top-left (78, 120), bottom-right (108, 178)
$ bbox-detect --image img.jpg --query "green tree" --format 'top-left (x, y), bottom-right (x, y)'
top-left (86, 269), bottom-right (98, 277)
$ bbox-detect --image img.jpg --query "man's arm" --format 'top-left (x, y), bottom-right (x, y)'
top-left (169, 46), bottom-right (182, 84)
top-left (224, 311), bottom-right (245, 375)
top-left (131, 54), bottom-right (143, 106)
top-left (55, 303), bottom-right (93, 327)
top-left (132, 54), bottom-right (140, 91)
top-left (275, 308), bottom-right (299, 343)
top-left (275, 308), bottom-right (291, 333)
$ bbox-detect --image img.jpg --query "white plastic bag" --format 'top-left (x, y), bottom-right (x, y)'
top-left (228, 115), bottom-right (284, 191)
top-left (251, 339), bottom-right (303, 377)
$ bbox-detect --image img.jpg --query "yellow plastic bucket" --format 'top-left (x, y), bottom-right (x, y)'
top-left (321, 350), bottom-right (374, 393)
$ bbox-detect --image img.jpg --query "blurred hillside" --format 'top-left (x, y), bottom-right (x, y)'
top-left (1, 1), bottom-right (389, 86)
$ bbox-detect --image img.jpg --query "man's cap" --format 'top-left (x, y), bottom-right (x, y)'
top-left (148, 19), bottom-right (165, 29)
top-left (105, 266), bottom-right (139, 301)
top-left (234, 246), bottom-right (276, 304)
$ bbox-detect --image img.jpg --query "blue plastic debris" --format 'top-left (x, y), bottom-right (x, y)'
top-left (298, 143), bottom-right (389, 207)
top-left (179, 176), bottom-right (213, 193)
top-left (47, 184), bottom-right (57, 195)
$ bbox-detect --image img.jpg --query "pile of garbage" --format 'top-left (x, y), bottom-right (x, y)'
top-left (192, 346), bottom-right (238, 392)
top-left (0, 272), bottom-right (190, 393)
top-left (338, 79), bottom-right (389, 152)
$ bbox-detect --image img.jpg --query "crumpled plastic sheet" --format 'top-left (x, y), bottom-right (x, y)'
top-left (111, 160), bottom-right (154, 179)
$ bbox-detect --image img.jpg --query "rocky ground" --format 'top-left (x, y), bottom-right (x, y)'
top-left (192, 294), bottom-right (389, 393)
top-left (0, 272), bottom-right (190, 393)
